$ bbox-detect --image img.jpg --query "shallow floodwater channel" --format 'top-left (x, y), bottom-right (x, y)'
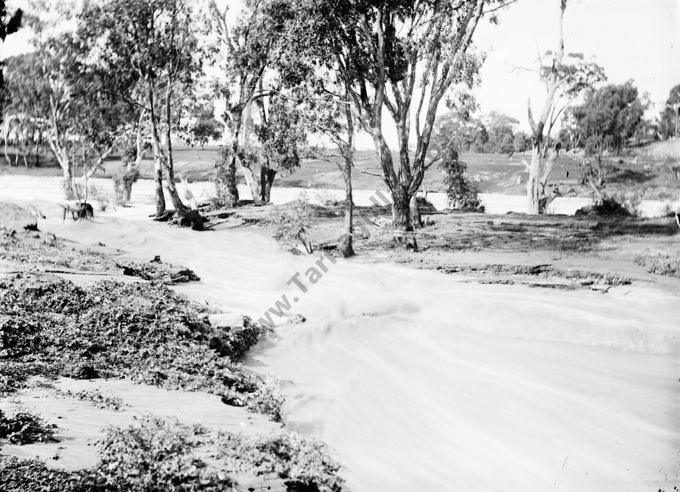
top-left (30, 205), bottom-right (679, 492)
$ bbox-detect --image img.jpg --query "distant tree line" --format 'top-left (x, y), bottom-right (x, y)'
top-left (435, 111), bottom-right (532, 154)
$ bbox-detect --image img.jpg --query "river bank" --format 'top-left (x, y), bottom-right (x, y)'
top-left (1, 181), bottom-right (679, 490)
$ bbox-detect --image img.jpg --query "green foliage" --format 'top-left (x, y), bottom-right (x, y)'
top-left (256, 96), bottom-right (307, 174)
top-left (439, 147), bottom-right (482, 211)
top-left (113, 165), bottom-right (141, 205)
top-left (568, 81), bottom-right (647, 154)
top-left (0, 457), bottom-right (96, 492)
top-left (0, 273), bottom-right (279, 419)
top-left (433, 111), bottom-right (529, 154)
top-left (0, 416), bottom-right (345, 491)
top-left (98, 417), bottom-right (236, 491)
top-left (217, 431), bottom-right (343, 491)
top-left (0, 0), bottom-right (22, 111)
top-left (0, 409), bottom-right (57, 445)
top-left (658, 84), bottom-right (680, 139)
top-left (634, 254), bottom-right (680, 278)
top-left (268, 200), bottom-right (313, 252)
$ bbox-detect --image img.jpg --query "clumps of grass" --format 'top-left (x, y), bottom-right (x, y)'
top-left (217, 431), bottom-right (344, 492)
top-left (0, 273), bottom-right (280, 420)
top-left (58, 389), bottom-right (125, 411)
top-left (635, 254), bottom-right (680, 278)
top-left (0, 229), bottom-right (199, 285)
top-left (0, 409), bottom-right (58, 445)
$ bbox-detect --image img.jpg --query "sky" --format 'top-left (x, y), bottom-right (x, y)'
top-left (2, 0), bottom-right (679, 149)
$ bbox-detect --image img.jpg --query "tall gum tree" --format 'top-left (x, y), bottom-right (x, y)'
top-left (524, 0), bottom-right (605, 214)
top-left (294, 0), bottom-right (511, 249)
top-left (81, 0), bottom-right (204, 217)
top-left (3, 35), bottom-right (136, 199)
top-left (0, 0), bottom-right (22, 120)
top-left (210, 0), bottom-right (305, 205)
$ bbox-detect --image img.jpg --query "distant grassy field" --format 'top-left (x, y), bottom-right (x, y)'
top-left (2, 141), bottom-right (679, 199)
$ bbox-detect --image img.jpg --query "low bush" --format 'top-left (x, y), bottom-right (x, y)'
top-left (217, 431), bottom-right (344, 491)
top-left (634, 254), bottom-right (680, 278)
top-left (113, 166), bottom-right (141, 206)
top-left (575, 197), bottom-right (631, 217)
top-left (268, 200), bottom-right (314, 253)
top-left (0, 417), bottom-right (345, 491)
top-left (439, 147), bottom-right (483, 212)
top-left (0, 274), bottom-right (280, 420)
top-left (97, 416), bottom-right (236, 491)
top-left (0, 409), bottom-right (57, 445)
top-left (0, 457), bottom-right (97, 492)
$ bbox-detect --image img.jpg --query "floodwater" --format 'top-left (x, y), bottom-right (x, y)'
top-left (2, 175), bottom-right (680, 490)
top-left (1, 174), bottom-right (678, 216)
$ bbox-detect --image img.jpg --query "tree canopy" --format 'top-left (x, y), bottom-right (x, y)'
top-left (568, 80), bottom-right (647, 154)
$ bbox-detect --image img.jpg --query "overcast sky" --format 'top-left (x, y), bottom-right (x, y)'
top-left (2, 0), bottom-right (678, 148)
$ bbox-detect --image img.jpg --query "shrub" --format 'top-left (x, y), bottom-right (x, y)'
top-left (0, 409), bottom-right (57, 445)
top-left (217, 431), bottom-right (343, 491)
top-left (0, 418), bottom-right (345, 491)
top-left (578, 157), bottom-right (607, 205)
top-left (97, 417), bottom-right (235, 491)
top-left (0, 274), bottom-right (280, 420)
top-left (439, 147), bottom-right (482, 211)
top-left (268, 200), bottom-right (313, 253)
top-left (0, 457), bottom-right (95, 492)
top-left (113, 166), bottom-right (140, 206)
top-left (634, 254), bottom-right (680, 278)
top-left (575, 197), bottom-right (631, 217)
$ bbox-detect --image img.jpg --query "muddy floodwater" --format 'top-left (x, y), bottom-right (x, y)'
top-left (2, 175), bottom-right (679, 490)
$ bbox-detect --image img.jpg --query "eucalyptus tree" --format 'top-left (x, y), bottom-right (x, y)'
top-left (304, 78), bottom-right (358, 257)
top-left (0, 0), bottom-right (22, 104)
top-left (292, 0), bottom-right (511, 249)
top-left (80, 0), bottom-right (204, 217)
top-left (524, 0), bottom-right (606, 214)
top-left (209, 0), bottom-right (309, 205)
top-left (3, 36), bottom-right (137, 199)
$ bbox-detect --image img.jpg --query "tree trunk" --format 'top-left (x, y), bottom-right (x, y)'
top-left (527, 143), bottom-right (542, 214)
top-left (153, 155), bottom-right (166, 216)
top-left (338, 156), bottom-right (355, 258)
top-left (123, 181), bottom-right (133, 204)
top-left (164, 83), bottom-right (188, 215)
top-left (225, 152), bottom-right (240, 206)
top-left (241, 165), bottom-right (262, 204)
top-left (410, 194), bottom-right (422, 228)
top-left (260, 167), bottom-right (276, 203)
top-left (391, 186), bottom-right (418, 251)
top-left (148, 83), bottom-right (166, 217)
top-left (62, 163), bottom-right (76, 200)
